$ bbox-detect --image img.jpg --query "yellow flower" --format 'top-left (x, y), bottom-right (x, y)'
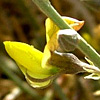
top-left (4, 41), bottom-right (59, 88)
top-left (3, 17), bottom-right (84, 88)
top-left (42, 16), bottom-right (84, 68)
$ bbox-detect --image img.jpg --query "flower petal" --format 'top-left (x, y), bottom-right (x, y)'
top-left (3, 41), bottom-right (52, 79)
top-left (42, 17), bottom-right (84, 68)
top-left (45, 16), bottom-right (84, 42)
top-left (26, 76), bottom-right (52, 88)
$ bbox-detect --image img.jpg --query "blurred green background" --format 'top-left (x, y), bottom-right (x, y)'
top-left (0, 0), bottom-right (100, 100)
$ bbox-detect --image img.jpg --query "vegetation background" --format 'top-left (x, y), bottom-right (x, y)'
top-left (0, 0), bottom-right (100, 100)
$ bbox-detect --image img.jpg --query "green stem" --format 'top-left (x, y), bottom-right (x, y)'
top-left (32, 0), bottom-right (100, 68)
top-left (78, 38), bottom-right (100, 67)
top-left (32, 0), bottom-right (71, 29)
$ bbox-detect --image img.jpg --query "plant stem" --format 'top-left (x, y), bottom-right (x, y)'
top-left (78, 38), bottom-right (100, 67)
top-left (32, 0), bottom-right (100, 68)
top-left (32, 0), bottom-right (71, 29)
